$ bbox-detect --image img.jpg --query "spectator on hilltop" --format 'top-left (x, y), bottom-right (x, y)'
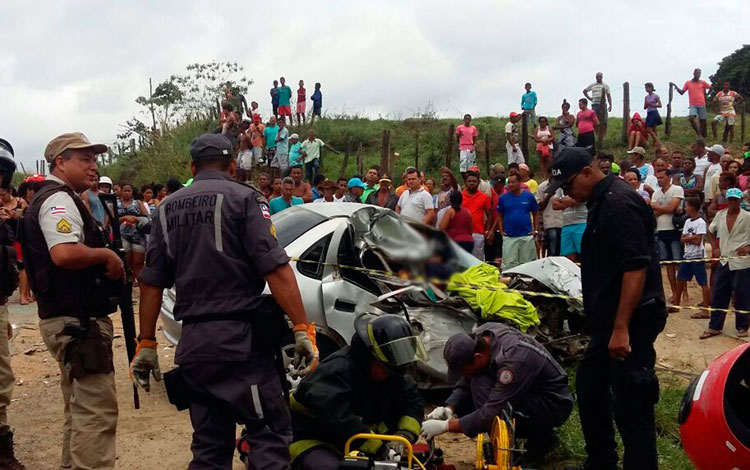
top-left (300, 129), bottom-right (340, 183)
top-left (263, 116), bottom-right (279, 174)
top-left (712, 81), bottom-right (743, 144)
top-left (553, 99), bottom-right (576, 152)
top-left (311, 82), bottom-right (323, 123)
top-left (396, 167), bottom-right (435, 225)
top-left (575, 98), bottom-right (598, 152)
top-left (288, 133), bottom-right (302, 168)
top-left (273, 117), bottom-right (290, 177)
top-left (491, 173), bottom-right (539, 270)
top-left (277, 77), bottom-right (293, 121)
top-left (505, 112), bottom-right (524, 164)
top-left (583, 72), bottom-right (612, 138)
top-left (671, 68), bottom-right (712, 138)
top-left (289, 166), bottom-right (313, 203)
top-left (296, 80), bottom-right (307, 126)
top-left (700, 187), bottom-right (750, 339)
top-left (461, 170), bottom-right (492, 260)
top-left (534, 116), bottom-right (555, 177)
top-left (248, 100), bottom-right (260, 120)
top-left (440, 190), bottom-right (474, 253)
top-left (365, 174), bottom-right (399, 210)
top-left (521, 82), bottom-right (538, 129)
top-left (456, 113), bottom-right (479, 180)
top-left (269, 176), bottom-right (303, 215)
top-left (627, 112), bottom-right (648, 149)
top-left (270, 79), bottom-right (280, 119)
top-left (651, 168), bottom-right (685, 305)
top-left (644, 82), bottom-right (663, 144)
top-left (249, 114), bottom-right (265, 169)
top-left (672, 197), bottom-right (711, 317)
top-left (237, 119), bottom-right (252, 181)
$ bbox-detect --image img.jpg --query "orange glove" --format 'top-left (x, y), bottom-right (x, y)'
top-left (292, 322), bottom-right (319, 376)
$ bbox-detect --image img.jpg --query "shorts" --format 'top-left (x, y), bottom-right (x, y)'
top-left (656, 230), bottom-right (683, 261)
top-left (272, 103), bottom-right (279, 115)
top-left (278, 105), bottom-right (292, 116)
top-left (575, 131), bottom-right (595, 151)
top-left (272, 152), bottom-right (289, 171)
top-left (459, 149), bottom-right (477, 172)
top-left (561, 223), bottom-right (586, 256)
top-left (688, 105), bottom-right (707, 120)
top-left (646, 109), bottom-right (662, 127)
top-left (591, 103), bottom-right (608, 124)
top-left (266, 147), bottom-right (277, 167)
top-left (238, 149), bottom-right (253, 170)
top-left (501, 235), bottom-right (537, 271)
top-left (296, 101), bottom-right (306, 114)
top-left (535, 142), bottom-right (551, 158)
top-left (714, 114), bottom-right (736, 125)
top-left (677, 262), bottom-right (708, 286)
top-left (506, 142), bottom-right (525, 165)
top-left (122, 237), bottom-right (146, 253)
top-left (471, 233), bottom-right (485, 261)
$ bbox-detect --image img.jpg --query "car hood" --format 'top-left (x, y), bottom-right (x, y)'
top-left (504, 256), bottom-right (583, 307)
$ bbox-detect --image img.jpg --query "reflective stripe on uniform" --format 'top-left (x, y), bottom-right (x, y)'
top-left (289, 440), bottom-right (339, 463)
top-left (158, 204), bottom-right (172, 259)
top-left (250, 384), bottom-right (263, 420)
top-left (213, 193), bottom-right (224, 252)
top-left (396, 415), bottom-right (421, 437)
top-left (289, 394), bottom-right (313, 417)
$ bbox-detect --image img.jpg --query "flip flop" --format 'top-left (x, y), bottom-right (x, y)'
top-left (738, 330), bottom-right (748, 338)
top-left (699, 329), bottom-right (721, 340)
top-left (691, 312), bottom-right (710, 319)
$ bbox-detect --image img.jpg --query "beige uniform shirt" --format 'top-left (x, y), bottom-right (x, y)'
top-left (38, 175), bottom-right (85, 250)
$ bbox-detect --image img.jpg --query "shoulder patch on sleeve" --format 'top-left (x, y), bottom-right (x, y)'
top-left (49, 206), bottom-right (67, 215)
top-left (56, 218), bottom-right (72, 233)
top-left (259, 203), bottom-right (271, 219)
top-left (270, 224), bottom-right (276, 239)
top-left (498, 368), bottom-right (515, 385)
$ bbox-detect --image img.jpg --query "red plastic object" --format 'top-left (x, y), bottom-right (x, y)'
top-left (679, 342), bottom-right (750, 470)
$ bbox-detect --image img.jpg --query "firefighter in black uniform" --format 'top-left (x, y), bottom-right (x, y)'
top-left (130, 134), bottom-right (318, 470)
top-left (289, 314), bottom-right (425, 470)
top-left (545, 148), bottom-right (667, 470)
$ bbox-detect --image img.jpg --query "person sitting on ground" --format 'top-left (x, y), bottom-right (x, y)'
top-left (440, 190), bottom-right (475, 253)
top-left (700, 187), bottom-right (750, 339)
top-left (534, 116), bottom-right (555, 177)
top-left (313, 179), bottom-right (337, 203)
top-left (671, 197), bottom-right (711, 318)
top-left (289, 166), bottom-right (313, 202)
top-left (269, 177), bottom-right (303, 215)
top-left (365, 175), bottom-right (399, 210)
top-left (290, 314), bottom-right (425, 470)
top-left (421, 323), bottom-right (573, 467)
top-left (343, 177), bottom-right (366, 203)
top-left (628, 113), bottom-right (649, 149)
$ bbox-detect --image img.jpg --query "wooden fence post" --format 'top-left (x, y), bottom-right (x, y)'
top-left (108, 148), bottom-right (114, 165)
top-left (484, 132), bottom-right (490, 174)
top-left (149, 77), bottom-right (157, 132)
top-left (741, 102), bottom-right (746, 145)
top-left (596, 91), bottom-right (607, 147)
top-left (445, 124), bottom-right (455, 168)
top-left (414, 130), bottom-right (419, 170)
top-left (621, 82), bottom-right (630, 146)
top-left (340, 137), bottom-right (352, 179)
top-left (665, 84), bottom-right (674, 137)
top-left (521, 113), bottom-right (529, 162)
top-left (380, 130), bottom-right (390, 176)
top-left (356, 141), bottom-right (364, 176)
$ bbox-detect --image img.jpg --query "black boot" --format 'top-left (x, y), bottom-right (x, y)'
top-left (0, 431), bottom-right (25, 470)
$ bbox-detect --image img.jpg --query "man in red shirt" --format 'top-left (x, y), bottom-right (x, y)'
top-left (461, 170), bottom-right (492, 260)
top-left (456, 114), bottom-right (479, 180)
top-left (296, 80), bottom-right (307, 127)
top-left (671, 68), bottom-right (711, 138)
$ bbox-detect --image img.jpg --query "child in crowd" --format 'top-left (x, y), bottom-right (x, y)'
top-left (671, 197), bottom-right (710, 317)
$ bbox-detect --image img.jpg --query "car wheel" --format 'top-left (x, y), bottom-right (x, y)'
top-left (280, 334), bottom-right (341, 392)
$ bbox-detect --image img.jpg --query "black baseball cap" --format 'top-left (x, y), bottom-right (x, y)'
top-left (545, 147), bottom-right (594, 193)
top-left (444, 333), bottom-right (481, 384)
top-left (189, 134), bottom-right (234, 162)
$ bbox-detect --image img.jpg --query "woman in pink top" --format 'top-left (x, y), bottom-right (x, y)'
top-left (439, 190), bottom-right (474, 253)
top-left (575, 98), bottom-right (598, 151)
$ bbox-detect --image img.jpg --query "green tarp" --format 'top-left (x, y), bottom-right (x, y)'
top-left (447, 263), bottom-right (540, 332)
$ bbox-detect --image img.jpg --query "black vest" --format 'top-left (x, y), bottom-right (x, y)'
top-left (22, 181), bottom-right (118, 320)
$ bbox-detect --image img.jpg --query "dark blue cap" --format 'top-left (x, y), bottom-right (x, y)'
top-left (189, 134), bottom-right (234, 162)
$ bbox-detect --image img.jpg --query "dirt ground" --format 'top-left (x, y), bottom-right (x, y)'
top-left (6, 274), bottom-right (747, 470)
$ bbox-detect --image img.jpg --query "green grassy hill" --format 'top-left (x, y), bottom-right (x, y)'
top-left (101, 114), bottom-right (747, 186)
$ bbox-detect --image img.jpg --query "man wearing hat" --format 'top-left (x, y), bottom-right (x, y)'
top-left (365, 175), bottom-right (399, 210)
top-left (505, 113), bottom-right (524, 165)
top-left (421, 323), bottom-right (573, 466)
top-left (703, 144), bottom-right (725, 203)
top-left (313, 179), bottom-right (338, 203)
top-left (22, 132), bottom-right (125, 470)
top-left (343, 177), bottom-right (366, 202)
top-left (699, 187), bottom-right (750, 340)
top-left (130, 133), bottom-right (318, 469)
top-left (545, 147), bottom-right (666, 470)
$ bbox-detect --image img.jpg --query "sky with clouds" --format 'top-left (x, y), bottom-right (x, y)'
top-left (1, 0), bottom-right (746, 170)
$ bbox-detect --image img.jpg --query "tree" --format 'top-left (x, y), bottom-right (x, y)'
top-left (173, 61), bottom-right (253, 119)
top-left (136, 76), bottom-right (184, 131)
top-left (709, 45), bottom-right (750, 99)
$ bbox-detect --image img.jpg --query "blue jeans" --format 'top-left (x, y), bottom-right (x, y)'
top-left (656, 230), bottom-right (683, 261)
top-left (708, 264), bottom-right (750, 332)
top-left (545, 227), bottom-right (562, 257)
top-left (304, 159), bottom-right (320, 182)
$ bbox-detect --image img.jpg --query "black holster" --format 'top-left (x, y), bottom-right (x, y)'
top-left (163, 367), bottom-right (192, 411)
top-left (62, 320), bottom-right (114, 381)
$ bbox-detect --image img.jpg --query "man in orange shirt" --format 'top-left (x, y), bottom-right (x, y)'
top-left (670, 68), bottom-right (711, 138)
top-left (461, 170), bottom-right (492, 260)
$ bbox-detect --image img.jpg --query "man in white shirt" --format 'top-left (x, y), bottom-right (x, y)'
top-left (691, 139), bottom-right (709, 180)
top-left (396, 167), bottom-right (435, 225)
top-left (700, 188), bottom-right (750, 339)
top-left (583, 72), bottom-right (613, 138)
top-left (312, 180), bottom-right (337, 203)
top-left (505, 113), bottom-right (524, 164)
top-left (702, 144), bottom-right (724, 201)
top-left (651, 168), bottom-right (684, 304)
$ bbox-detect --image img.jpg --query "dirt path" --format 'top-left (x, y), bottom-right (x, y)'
top-left (6, 276), bottom-right (746, 469)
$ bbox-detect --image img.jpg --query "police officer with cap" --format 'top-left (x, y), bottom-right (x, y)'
top-left (289, 313), bottom-right (425, 470)
top-left (22, 132), bottom-right (125, 470)
top-left (545, 147), bottom-right (666, 470)
top-left (130, 133), bottom-right (318, 469)
top-left (421, 323), bottom-right (573, 465)
top-left (0, 139), bottom-right (24, 470)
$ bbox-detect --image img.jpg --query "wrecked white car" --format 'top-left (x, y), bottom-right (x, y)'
top-left (160, 203), bottom-right (584, 388)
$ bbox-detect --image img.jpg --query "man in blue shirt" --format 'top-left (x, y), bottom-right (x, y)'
top-left (269, 177), bottom-right (304, 214)
top-left (489, 173), bottom-right (539, 270)
top-left (270, 80), bottom-right (280, 119)
top-left (521, 82), bottom-right (538, 130)
top-left (263, 116), bottom-right (279, 173)
top-left (310, 83), bottom-right (323, 123)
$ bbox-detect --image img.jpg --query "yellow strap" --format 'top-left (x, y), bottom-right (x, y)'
top-left (367, 324), bottom-right (388, 363)
top-left (397, 415), bottom-right (421, 438)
